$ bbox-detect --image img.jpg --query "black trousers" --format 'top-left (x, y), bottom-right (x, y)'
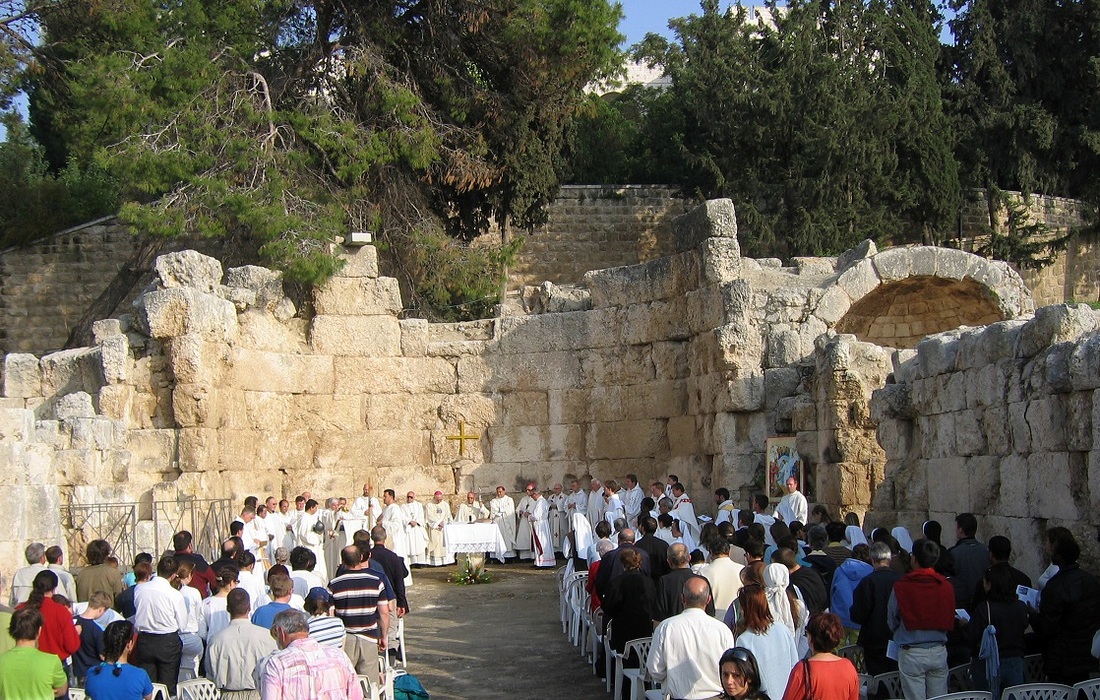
top-left (133, 631), bottom-right (182, 695)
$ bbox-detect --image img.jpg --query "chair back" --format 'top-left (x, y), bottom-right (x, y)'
top-left (623, 636), bottom-right (654, 669)
top-left (928, 692), bottom-right (993, 700)
top-left (949, 664), bottom-right (974, 692)
top-left (1073, 679), bottom-right (1100, 700)
top-left (1001, 683), bottom-right (1075, 700)
top-left (838, 645), bottom-right (867, 673)
top-left (177, 678), bottom-right (220, 700)
top-left (68, 690), bottom-right (86, 700)
top-left (873, 671), bottom-right (904, 700)
top-left (150, 683), bottom-right (171, 700)
top-left (1024, 655), bottom-right (1047, 683)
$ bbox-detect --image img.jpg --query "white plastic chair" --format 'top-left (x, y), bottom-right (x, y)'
top-left (150, 683), bottom-right (171, 700)
top-left (871, 671), bottom-right (905, 700)
top-left (566, 576), bottom-right (589, 648)
top-left (1073, 679), bottom-right (1100, 700)
top-left (560, 571), bottom-right (586, 633)
top-left (68, 690), bottom-right (86, 700)
top-left (588, 606), bottom-right (605, 670)
top-left (838, 644), bottom-right (867, 673)
top-left (615, 636), bottom-right (654, 700)
top-left (949, 664), bottom-right (974, 692)
top-left (177, 678), bottom-right (220, 700)
top-left (929, 692), bottom-right (992, 700)
top-left (603, 621), bottom-right (616, 692)
top-left (394, 616), bottom-right (408, 668)
top-left (1001, 684), bottom-right (1074, 700)
top-left (1024, 655), bottom-right (1047, 683)
top-left (359, 674), bottom-right (380, 700)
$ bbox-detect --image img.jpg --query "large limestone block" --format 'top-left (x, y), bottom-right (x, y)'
top-left (981, 406), bottom-right (1012, 456)
top-left (714, 412), bottom-right (768, 456)
top-left (499, 311), bottom-right (605, 354)
top-left (314, 430), bottom-right (427, 470)
top-left (439, 394), bottom-right (498, 431)
top-left (906, 247), bottom-right (940, 277)
top-left (228, 349), bottom-right (335, 394)
top-left (1026, 397), bottom-right (1067, 452)
top-left (580, 346), bottom-right (654, 387)
top-left (0, 408), bottom-right (34, 442)
top-left (502, 391), bottom-right (549, 426)
top-left (547, 424), bottom-right (584, 461)
top-left (69, 417), bottom-right (121, 450)
top-left (143, 287), bottom-right (239, 341)
top-left (1027, 452), bottom-right (1083, 520)
top-left (310, 315), bottom-right (401, 356)
top-left (587, 386), bottom-right (625, 422)
top-left (966, 364), bottom-right (1007, 409)
top-left (888, 461), bottom-right (929, 511)
top-left (486, 425), bottom-right (549, 463)
top-left (225, 265), bottom-right (284, 312)
top-left (218, 429), bottom-right (313, 471)
top-left (700, 237), bottom-right (743, 284)
top-left (167, 335), bottom-right (231, 385)
top-left (672, 198), bottom-right (738, 252)
top-left (338, 357), bottom-right (456, 395)
top-left (172, 383), bottom-right (220, 427)
top-left (584, 250), bottom-right (701, 309)
top-left (547, 389), bottom-right (588, 425)
top-left (40, 348), bottom-right (105, 398)
top-left (400, 319), bottom-right (429, 358)
top-left (312, 276), bottom-right (402, 316)
top-left (765, 328), bottom-right (802, 368)
top-left (155, 250), bottom-right (223, 291)
top-left (1069, 333), bottom-right (1100, 391)
top-left (955, 320), bottom-right (1025, 370)
top-left (461, 352), bottom-right (581, 393)
top-left (667, 415), bottom-right (702, 456)
top-left (236, 311), bottom-right (309, 353)
top-left (1018, 304), bottom-right (1098, 358)
top-left (835, 259), bottom-right (881, 302)
top-left (1007, 402), bottom-right (1031, 453)
top-left (953, 409), bottom-right (986, 456)
top-left (363, 393), bottom-right (446, 430)
top-left (813, 286), bottom-right (851, 325)
top-left (288, 394), bottom-right (360, 432)
top-left (763, 369), bottom-right (800, 409)
top-left (621, 380), bottom-right (687, 420)
top-left (715, 453), bottom-right (762, 492)
top-left (926, 457), bottom-right (969, 514)
top-left (177, 428), bottom-right (219, 472)
top-left (338, 245), bottom-right (380, 278)
top-left (916, 329), bottom-right (963, 377)
top-left (871, 248), bottom-right (913, 282)
top-left (125, 430), bottom-right (178, 473)
top-left (55, 391), bottom-right (96, 421)
top-left (967, 455), bottom-right (1001, 514)
top-left (3, 353), bottom-right (42, 398)
top-left (242, 391), bottom-right (292, 432)
top-left (586, 419), bottom-right (667, 460)
top-left (713, 323), bottom-right (765, 372)
top-left (99, 334), bottom-right (131, 385)
top-left (721, 369), bottom-right (765, 412)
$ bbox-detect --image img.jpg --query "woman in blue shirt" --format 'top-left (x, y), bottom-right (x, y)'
top-left (84, 620), bottom-right (153, 700)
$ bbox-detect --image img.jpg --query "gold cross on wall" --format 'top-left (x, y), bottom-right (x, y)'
top-left (445, 420), bottom-right (481, 456)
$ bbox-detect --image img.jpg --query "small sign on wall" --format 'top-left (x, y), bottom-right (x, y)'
top-left (765, 436), bottom-right (804, 503)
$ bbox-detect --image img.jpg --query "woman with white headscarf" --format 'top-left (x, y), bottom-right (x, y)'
top-left (891, 526), bottom-right (914, 553)
top-left (844, 525), bottom-right (868, 549)
top-left (764, 562), bottom-right (809, 657)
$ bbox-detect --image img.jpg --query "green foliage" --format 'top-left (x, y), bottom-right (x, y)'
top-left (627, 0), bottom-right (960, 258)
top-left (0, 120), bottom-right (119, 248)
top-left (971, 189), bottom-right (1074, 270)
top-left (450, 559), bottom-right (492, 585)
top-left (15, 0), bottom-right (621, 314)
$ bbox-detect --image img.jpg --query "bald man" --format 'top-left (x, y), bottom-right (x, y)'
top-left (648, 577), bottom-right (734, 700)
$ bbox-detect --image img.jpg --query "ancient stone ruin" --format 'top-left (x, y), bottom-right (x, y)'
top-left (4, 196), bottom-right (1097, 578)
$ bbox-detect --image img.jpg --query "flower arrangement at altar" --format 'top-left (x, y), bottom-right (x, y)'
top-left (450, 559), bottom-right (492, 585)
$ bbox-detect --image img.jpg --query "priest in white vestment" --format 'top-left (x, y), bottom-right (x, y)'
top-left (603, 480), bottom-right (626, 527)
top-left (380, 489), bottom-right (411, 560)
top-left (775, 475), bottom-right (808, 525)
top-left (514, 488), bottom-right (537, 560)
top-left (403, 491), bottom-right (429, 566)
top-left (548, 483), bottom-right (568, 552)
top-left (489, 486), bottom-right (518, 559)
top-left (294, 499), bottom-right (328, 584)
top-left (321, 497), bottom-right (346, 581)
top-left (714, 488), bottom-right (737, 526)
top-left (621, 475), bottom-right (645, 527)
top-left (586, 478), bottom-right (607, 529)
top-left (526, 484), bottom-right (556, 567)
top-left (565, 480), bottom-right (588, 536)
top-left (455, 491), bottom-right (490, 523)
top-left (670, 484), bottom-right (700, 544)
top-left (351, 483), bottom-right (383, 527)
top-left (424, 491), bottom-right (454, 566)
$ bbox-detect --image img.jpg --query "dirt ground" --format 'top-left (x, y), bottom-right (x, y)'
top-left (402, 559), bottom-right (610, 700)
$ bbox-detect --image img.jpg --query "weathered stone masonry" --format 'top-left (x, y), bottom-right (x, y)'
top-left (1, 198), bottom-right (1046, 586)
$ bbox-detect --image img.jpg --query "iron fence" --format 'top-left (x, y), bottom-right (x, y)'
top-left (61, 502), bottom-right (138, 569)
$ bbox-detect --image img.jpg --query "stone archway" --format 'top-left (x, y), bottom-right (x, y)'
top-left (815, 245), bottom-right (1035, 350)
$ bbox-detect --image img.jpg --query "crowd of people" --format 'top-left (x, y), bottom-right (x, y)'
top-left (0, 488), bottom-right (432, 699)
top-left (566, 474), bottom-right (1100, 700)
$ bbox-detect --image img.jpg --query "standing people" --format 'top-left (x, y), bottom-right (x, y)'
top-left (132, 556), bottom-right (187, 696)
top-left (489, 486), bottom-right (518, 560)
top-left (851, 542), bottom-right (902, 676)
top-left (527, 484), bottom-right (557, 567)
top-left (259, 610), bottom-right (362, 700)
top-left (294, 499), bottom-right (328, 585)
top-left (83, 620), bottom-right (153, 700)
top-left (776, 476), bottom-right (808, 525)
top-left (780, 612), bottom-right (860, 700)
top-left (888, 539), bottom-right (955, 700)
top-left (0, 608), bottom-right (69, 698)
top-left (734, 584), bottom-right (799, 698)
top-left (206, 588), bottom-right (277, 700)
top-left (10, 543), bottom-right (48, 607)
top-left (424, 491), bottom-right (455, 566)
top-left (402, 492), bottom-right (429, 566)
top-left (647, 577), bottom-right (735, 700)
top-left (75, 540), bottom-right (125, 603)
top-left (1032, 527), bottom-right (1100, 684)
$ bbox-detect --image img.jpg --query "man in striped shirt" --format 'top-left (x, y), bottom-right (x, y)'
top-left (328, 545), bottom-right (390, 648)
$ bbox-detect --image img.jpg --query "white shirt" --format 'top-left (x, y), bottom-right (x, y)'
top-left (735, 623), bottom-right (800, 698)
top-left (565, 490), bottom-right (588, 524)
top-left (180, 584), bottom-right (203, 635)
top-left (237, 569), bottom-right (270, 613)
top-left (700, 556), bottom-right (745, 619)
top-left (647, 607), bottom-right (735, 700)
top-left (290, 569), bottom-right (325, 599)
top-left (133, 576), bottom-right (188, 634)
top-left (776, 490), bottom-right (808, 524)
top-left (351, 495), bottom-right (382, 523)
top-left (622, 485), bottom-right (645, 524)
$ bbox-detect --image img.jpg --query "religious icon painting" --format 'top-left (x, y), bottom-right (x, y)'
top-left (765, 436), bottom-right (804, 503)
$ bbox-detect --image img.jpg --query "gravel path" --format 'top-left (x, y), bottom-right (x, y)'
top-left (402, 561), bottom-right (611, 700)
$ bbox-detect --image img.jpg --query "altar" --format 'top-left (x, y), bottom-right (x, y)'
top-left (444, 522), bottom-right (510, 563)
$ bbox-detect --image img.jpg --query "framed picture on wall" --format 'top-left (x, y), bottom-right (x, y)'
top-left (765, 436), bottom-right (804, 503)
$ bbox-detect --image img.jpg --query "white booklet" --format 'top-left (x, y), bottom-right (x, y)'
top-left (1017, 585), bottom-right (1040, 608)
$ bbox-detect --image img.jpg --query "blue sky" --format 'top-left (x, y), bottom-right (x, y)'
top-left (618, 0), bottom-right (740, 46)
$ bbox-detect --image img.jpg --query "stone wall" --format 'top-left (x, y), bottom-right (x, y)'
top-left (495, 185), bottom-right (691, 288)
top-left (0, 200), bottom-right (1042, 588)
top-left (957, 191), bottom-right (1097, 308)
top-left (870, 304), bottom-right (1100, 579)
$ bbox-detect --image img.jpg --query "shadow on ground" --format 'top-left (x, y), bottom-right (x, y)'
top-left (403, 561), bottom-right (610, 700)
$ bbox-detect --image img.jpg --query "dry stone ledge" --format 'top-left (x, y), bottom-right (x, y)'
top-left (154, 250), bottom-right (223, 292)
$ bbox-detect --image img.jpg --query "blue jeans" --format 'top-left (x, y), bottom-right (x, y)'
top-left (898, 644), bottom-right (949, 700)
top-left (972, 656), bottom-right (1025, 699)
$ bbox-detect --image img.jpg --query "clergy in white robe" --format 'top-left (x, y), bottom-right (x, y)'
top-left (321, 498), bottom-right (345, 581)
top-left (351, 484), bottom-right (383, 527)
top-left (424, 491), bottom-right (454, 566)
top-left (775, 476), bottom-right (808, 525)
top-left (526, 485), bottom-right (556, 567)
top-left (586, 478), bottom-right (607, 529)
top-left (603, 480), bottom-right (626, 528)
top-left (548, 483), bottom-right (569, 552)
top-left (489, 487), bottom-right (518, 558)
top-left (241, 509), bottom-right (268, 563)
top-left (670, 486), bottom-right (701, 544)
top-left (294, 500), bottom-right (328, 584)
top-left (565, 480), bottom-right (588, 536)
top-left (380, 490), bottom-right (411, 560)
top-left (455, 491), bottom-right (490, 523)
top-left (715, 488), bottom-right (737, 526)
top-left (402, 492), bottom-right (429, 566)
top-left (621, 475), bottom-right (645, 527)
top-left (514, 490), bottom-right (537, 560)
